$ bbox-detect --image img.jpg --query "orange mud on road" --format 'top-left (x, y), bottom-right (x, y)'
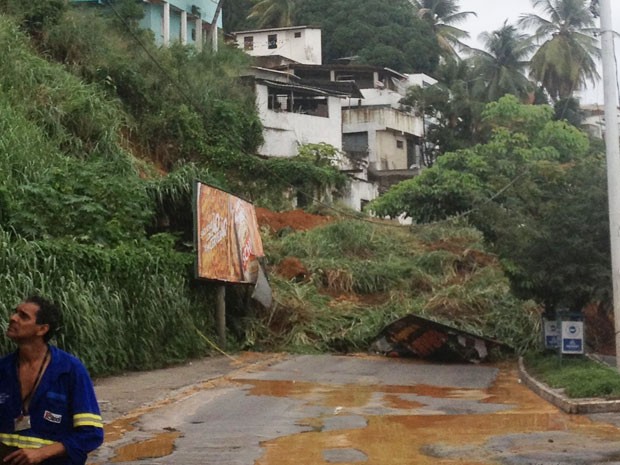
top-left (92, 355), bottom-right (620, 465)
top-left (248, 364), bottom-right (619, 465)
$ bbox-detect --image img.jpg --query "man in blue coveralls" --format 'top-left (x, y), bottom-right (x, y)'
top-left (0, 296), bottom-right (104, 464)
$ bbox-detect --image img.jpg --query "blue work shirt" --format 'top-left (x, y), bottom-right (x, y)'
top-left (0, 346), bottom-right (104, 464)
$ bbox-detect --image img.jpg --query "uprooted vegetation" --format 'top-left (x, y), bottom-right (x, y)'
top-left (240, 213), bottom-right (541, 356)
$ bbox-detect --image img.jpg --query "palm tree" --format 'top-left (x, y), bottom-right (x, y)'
top-left (469, 21), bottom-right (536, 102)
top-left (410, 0), bottom-right (477, 60)
top-left (518, 0), bottom-right (600, 101)
top-left (246, 0), bottom-right (297, 28)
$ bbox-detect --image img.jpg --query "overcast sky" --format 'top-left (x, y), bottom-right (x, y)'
top-left (459, 0), bottom-right (620, 104)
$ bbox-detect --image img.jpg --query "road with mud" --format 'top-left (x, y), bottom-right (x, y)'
top-left (89, 354), bottom-right (620, 465)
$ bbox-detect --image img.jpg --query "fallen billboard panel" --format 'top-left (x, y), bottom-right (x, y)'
top-left (371, 314), bottom-right (510, 363)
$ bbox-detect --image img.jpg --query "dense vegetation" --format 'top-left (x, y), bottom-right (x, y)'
top-left (0, 3), bottom-right (348, 375)
top-left (0, 0), bottom-right (610, 378)
top-left (524, 353), bottom-right (620, 398)
top-left (371, 95), bottom-right (610, 315)
top-left (247, 219), bottom-right (539, 354)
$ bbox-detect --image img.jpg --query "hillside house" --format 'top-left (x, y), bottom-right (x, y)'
top-left (241, 66), bottom-right (350, 158)
top-left (71, 0), bottom-right (222, 49)
top-left (280, 63), bottom-right (436, 194)
top-left (234, 26), bottom-right (322, 65)
top-left (235, 26), bottom-right (436, 210)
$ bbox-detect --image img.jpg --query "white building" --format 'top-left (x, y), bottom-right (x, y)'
top-left (236, 26), bottom-right (436, 211)
top-left (234, 26), bottom-right (322, 65)
top-left (582, 104), bottom-right (608, 139)
top-left (242, 67), bottom-right (345, 158)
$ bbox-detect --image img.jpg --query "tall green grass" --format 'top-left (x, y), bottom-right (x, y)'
top-left (0, 229), bottom-right (216, 376)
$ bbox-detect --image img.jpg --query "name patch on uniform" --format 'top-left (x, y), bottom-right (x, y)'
top-left (0, 393), bottom-right (9, 404)
top-left (44, 410), bottom-right (62, 424)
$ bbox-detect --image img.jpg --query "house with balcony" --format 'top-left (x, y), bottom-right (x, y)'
top-left (71, 0), bottom-right (222, 49)
top-left (241, 66), bottom-right (350, 158)
top-left (234, 26), bottom-right (436, 210)
top-left (279, 63), bottom-right (436, 195)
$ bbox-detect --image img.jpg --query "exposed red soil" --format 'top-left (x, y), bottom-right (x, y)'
top-left (256, 207), bottom-right (332, 234)
top-left (275, 257), bottom-right (309, 282)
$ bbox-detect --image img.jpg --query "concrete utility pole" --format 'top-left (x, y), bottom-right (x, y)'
top-left (600, 0), bottom-right (620, 370)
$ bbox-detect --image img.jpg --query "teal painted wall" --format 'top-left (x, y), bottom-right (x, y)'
top-left (71, 0), bottom-right (222, 46)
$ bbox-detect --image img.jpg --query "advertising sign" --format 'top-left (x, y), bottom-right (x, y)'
top-left (561, 320), bottom-right (584, 355)
top-left (194, 182), bottom-right (264, 283)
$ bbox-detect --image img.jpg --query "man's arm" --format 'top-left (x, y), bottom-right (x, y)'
top-left (3, 442), bottom-right (65, 465)
top-left (60, 360), bottom-right (104, 465)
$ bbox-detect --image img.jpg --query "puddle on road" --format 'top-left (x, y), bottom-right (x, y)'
top-left (240, 378), bottom-right (493, 408)
top-left (247, 366), bottom-right (620, 465)
top-left (95, 361), bottom-right (620, 465)
top-left (109, 431), bottom-right (180, 463)
top-left (103, 415), bottom-right (139, 443)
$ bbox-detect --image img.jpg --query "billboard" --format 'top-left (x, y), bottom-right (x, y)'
top-left (194, 182), bottom-right (264, 284)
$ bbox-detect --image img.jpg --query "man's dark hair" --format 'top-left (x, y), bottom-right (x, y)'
top-left (26, 295), bottom-right (62, 342)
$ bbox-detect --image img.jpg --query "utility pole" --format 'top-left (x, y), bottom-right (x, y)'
top-left (600, 0), bottom-right (620, 370)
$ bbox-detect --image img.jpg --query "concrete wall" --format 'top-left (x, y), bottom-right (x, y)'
top-left (235, 28), bottom-right (322, 65)
top-left (342, 107), bottom-right (422, 136)
top-left (255, 84), bottom-right (342, 157)
top-left (376, 132), bottom-right (408, 170)
top-left (338, 178), bottom-right (379, 212)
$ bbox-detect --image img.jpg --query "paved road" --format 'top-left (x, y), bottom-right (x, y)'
top-left (89, 353), bottom-right (620, 465)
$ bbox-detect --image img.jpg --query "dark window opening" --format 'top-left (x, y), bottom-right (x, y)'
top-left (396, 140), bottom-right (404, 149)
top-left (244, 36), bottom-right (253, 50)
top-left (191, 28), bottom-right (196, 41)
top-left (268, 34), bottom-right (277, 49)
top-left (294, 31), bottom-right (302, 38)
top-left (267, 87), bottom-right (330, 118)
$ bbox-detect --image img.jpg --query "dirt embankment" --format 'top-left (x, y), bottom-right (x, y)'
top-left (256, 208), bottom-right (332, 233)
top-left (255, 208), bottom-right (616, 356)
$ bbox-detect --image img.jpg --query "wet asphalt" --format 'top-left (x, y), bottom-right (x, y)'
top-left (89, 353), bottom-right (620, 465)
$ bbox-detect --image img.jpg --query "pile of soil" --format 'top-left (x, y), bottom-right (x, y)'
top-left (256, 207), bottom-right (332, 234)
top-left (275, 257), bottom-right (308, 282)
top-left (257, 207), bottom-right (331, 283)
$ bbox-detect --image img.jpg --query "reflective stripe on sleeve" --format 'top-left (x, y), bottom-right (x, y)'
top-left (0, 433), bottom-right (56, 449)
top-left (73, 413), bottom-right (103, 428)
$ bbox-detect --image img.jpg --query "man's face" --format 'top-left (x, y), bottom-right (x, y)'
top-left (6, 301), bottom-right (48, 343)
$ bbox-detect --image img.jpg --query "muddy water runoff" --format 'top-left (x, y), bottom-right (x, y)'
top-left (98, 355), bottom-right (620, 465)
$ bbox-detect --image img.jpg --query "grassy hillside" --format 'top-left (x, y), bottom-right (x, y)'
top-left (244, 213), bottom-right (539, 356)
top-left (0, 5), bottom-right (540, 374)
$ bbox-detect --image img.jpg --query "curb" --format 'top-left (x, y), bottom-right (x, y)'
top-left (517, 356), bottom-right (620, 414)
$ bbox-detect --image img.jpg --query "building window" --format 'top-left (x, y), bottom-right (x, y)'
top-left (244, 36), bottom-right (253, 50)
top-left (268, 34), bottom-right (277, 49)
top-left (267, 86), bottom-right (330, 118)
top-left (396, 140), bottom-right (404, 149)
top-left (294, 31), bottom-right (302, 38)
